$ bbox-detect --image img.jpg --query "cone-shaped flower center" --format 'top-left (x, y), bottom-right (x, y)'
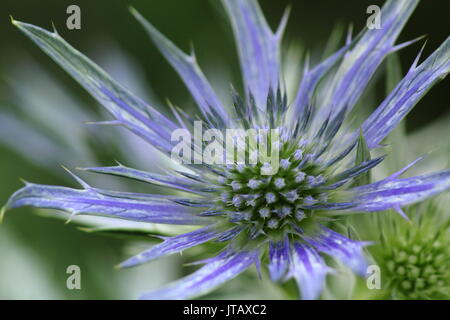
top-left (384, 237), bottom-right (449, 299)
top-left (218, 140), bottom-right (329, 235)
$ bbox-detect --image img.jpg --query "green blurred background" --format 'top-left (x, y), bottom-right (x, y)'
top-left (0, 0), bottom-right (448, 299)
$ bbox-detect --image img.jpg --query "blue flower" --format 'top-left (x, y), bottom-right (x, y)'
top-left (3, 0), bottom-right (450, 299)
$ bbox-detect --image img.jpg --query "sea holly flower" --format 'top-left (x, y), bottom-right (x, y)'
top-left (370, 202), bottom-right (450, 299)
top-left (2, 0), bottom-right (450, 299)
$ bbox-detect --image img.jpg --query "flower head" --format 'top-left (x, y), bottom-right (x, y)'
top-left (371, 203), bottom-right (450, 299)
top-left (3, 0), bottom-right (450, 299)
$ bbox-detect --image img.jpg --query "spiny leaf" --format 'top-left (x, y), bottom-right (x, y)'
top-left (78, 226), bottom-right (166, 241)
top-left (11, 18), bottom-right (177, 155)
top-left (386, 52), bottom-right (403, 94)
top-left (385, 52), bottom-right (407, 169)
top-left (353, 130), bottom-right (371, 187)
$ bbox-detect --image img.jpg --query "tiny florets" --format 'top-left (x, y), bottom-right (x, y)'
top-left (216, 139), bottom-right (331, 234)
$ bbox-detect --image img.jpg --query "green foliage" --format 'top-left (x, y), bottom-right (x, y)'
top-left (353, 130), bottom-right (371, 187)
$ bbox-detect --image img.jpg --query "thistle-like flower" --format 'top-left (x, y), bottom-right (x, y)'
top-left (3, 0), bottom-right (450, 299)
top-left (370, 203), bottom-right (450, 299)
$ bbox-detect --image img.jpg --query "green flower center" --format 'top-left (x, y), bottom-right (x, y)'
top-left (216, 140), bottom-right (329, 235)
top-left (385, 242), bottom-right (449, 299)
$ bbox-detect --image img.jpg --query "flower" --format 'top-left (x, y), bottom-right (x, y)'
top-left (370, 202), bottom-right (450, 299)
top-left (3, 0), bottom-right (450, 299)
